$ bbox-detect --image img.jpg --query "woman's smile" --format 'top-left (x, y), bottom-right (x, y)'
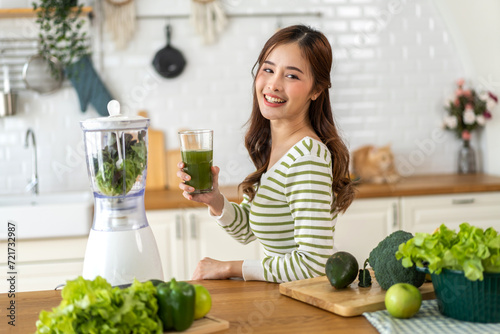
top-left (263, 93), bottom-right (286, 105)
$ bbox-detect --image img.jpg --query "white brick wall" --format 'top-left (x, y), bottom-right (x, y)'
top-left (0, 0), bottom-right (467, 194)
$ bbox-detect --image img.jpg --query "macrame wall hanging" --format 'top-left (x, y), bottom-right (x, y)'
top-left (190, 0), bottom-right (228, 45)
top-left (103, 0), bottom-right (137, 50)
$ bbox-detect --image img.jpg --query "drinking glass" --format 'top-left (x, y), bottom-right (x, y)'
top-left (178, 129), bottom-right (213, 193)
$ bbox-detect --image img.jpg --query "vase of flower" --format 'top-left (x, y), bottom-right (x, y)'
top-left (457, 140), bottom-right (476, 174)
top-left (443, 79), bottom-right (497, 174)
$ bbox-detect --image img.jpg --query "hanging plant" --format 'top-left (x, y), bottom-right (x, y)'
top-left (32, 0), bottom-right (90, 79)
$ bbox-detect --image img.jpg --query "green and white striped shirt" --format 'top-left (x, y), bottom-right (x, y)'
top-left (212, 137), bottom-right (337, 283)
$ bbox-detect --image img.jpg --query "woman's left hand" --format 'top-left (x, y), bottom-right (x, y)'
top-left (191, 257), bottom-right (243, 280)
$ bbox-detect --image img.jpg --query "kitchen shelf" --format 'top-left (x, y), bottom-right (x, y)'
top-left (0, 6), bottom-right (92, 19)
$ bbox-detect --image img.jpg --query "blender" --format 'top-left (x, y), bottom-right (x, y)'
top-left (81, 100), bottom-right (163, 286)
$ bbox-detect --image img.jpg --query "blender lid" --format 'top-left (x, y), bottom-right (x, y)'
top-left (80, 100), bottom-right (150, 131)
top-left (80, 114), bottom-right (150, 131)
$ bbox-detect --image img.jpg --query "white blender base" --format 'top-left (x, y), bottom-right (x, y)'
top-left (82, 225), bottom-right (164, 286)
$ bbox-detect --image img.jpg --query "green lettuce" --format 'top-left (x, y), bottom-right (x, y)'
top-left (94, 131), bottom-right (147, 196)
top-left (396, 222), bottom-right (500, 281)
top-left (35, 276), bottom-right (162, 334)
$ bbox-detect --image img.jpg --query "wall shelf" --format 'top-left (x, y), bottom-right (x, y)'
top-left (0, 6), bottom-right (92, 19)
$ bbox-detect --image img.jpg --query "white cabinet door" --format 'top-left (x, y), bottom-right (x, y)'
top-left (334, 197), bottom-right (399, 266)
top-left (0, 237), bottom-right (87, 292)
top-left (401, 192), bottom-right (500, 234)
top-left (17, 261), bottom-right (84, 292)
top-left (146, 209), bottom-right (186, 281)
top-left (185, 208), bottom-right (264, 279)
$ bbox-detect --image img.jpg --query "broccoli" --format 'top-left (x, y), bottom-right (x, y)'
top-left (369, 230), bottom-right (425, 290)
top-left (358, 259), bottom-right (372, 287)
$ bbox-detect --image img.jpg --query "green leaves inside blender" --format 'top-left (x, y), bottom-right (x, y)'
top-left (94, 130), bottom-right (147, 196)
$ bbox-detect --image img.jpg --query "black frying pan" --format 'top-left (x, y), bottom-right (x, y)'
top-left (152, 24), bottom-right (186, 79)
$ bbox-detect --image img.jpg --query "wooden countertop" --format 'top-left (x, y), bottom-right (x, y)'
top-left (352, 173), bottom-right (500, 198)
top-left (145, 186), bottom-right (243, 210)
top-left (1, 280), bottom-right (377, 334)
top-left (145, 173), bottom-right (500, 210)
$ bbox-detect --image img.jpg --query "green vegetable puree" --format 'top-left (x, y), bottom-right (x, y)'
top-left (181, 149), bottom-right (213, 193)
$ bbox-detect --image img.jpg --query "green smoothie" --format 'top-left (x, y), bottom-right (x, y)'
top-left (181, 149), bottom-right (213, 193)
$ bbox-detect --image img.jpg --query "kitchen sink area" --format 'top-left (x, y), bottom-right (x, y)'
top-left (0, 191), bottom-right (93, 240)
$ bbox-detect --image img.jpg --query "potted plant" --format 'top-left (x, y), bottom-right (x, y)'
top-left (32, 0), bottom-right (113, 116)
top-left (396, 223), bottom-right (500, 323)
top-left (33, 0), bottom-right (88, 79)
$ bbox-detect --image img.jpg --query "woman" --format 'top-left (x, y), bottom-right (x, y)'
top-left (177, 25), bottom-right (355, 282)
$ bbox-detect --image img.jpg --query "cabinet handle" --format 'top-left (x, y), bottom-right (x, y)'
top-left (190, 214), bottom-right (197, 239)
top-left (452, 198), bottom-right (475, 205)
top-left (392, 203), bottom-right (398, 229)
top-left (175, 215), bottom-right (183, 240)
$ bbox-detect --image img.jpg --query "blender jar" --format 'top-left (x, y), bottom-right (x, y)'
top-left (81, 115), bottom-right (149, 231)
top-left (80, 112), bottom-right (163, 285)
top-left (81, 114), bottom-right (148, 197)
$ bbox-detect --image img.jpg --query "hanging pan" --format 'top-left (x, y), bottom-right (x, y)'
top-left (152, 24), bottom-right (186, 79)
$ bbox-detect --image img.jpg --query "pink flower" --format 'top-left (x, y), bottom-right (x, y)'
top-left (489, 92), bottom-right (498, 103)
top-left (463, 89), bottom-right (472, 98)
top-left (484, 111), bottom-right (492, 119)
top-left (487, 102), bottom-right (496, 112)
top-left (455, 88), bottom-right (464, 97)
top-left (457, 78), bottom-right (465, 87)
top-left (462, 130), bottom-right (471, 141)
top-left (454, 98), bottom-right (460, 107)
top-left (465, 103), bottom-right (474, 111)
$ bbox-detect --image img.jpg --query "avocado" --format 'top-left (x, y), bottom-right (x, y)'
top-left (149, 279), bottom-right (165, 287)
top-left (325, 251), bottom-right (359, 289)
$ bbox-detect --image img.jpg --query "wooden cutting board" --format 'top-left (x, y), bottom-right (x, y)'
top-left (166, 149), bottom-right (182, 189)
top-left (164, 315), bottom-right (229, 334)
top-left (138, 111), bottom-right (168, 190)
top-left (279, 272), bottom-right (435, 317)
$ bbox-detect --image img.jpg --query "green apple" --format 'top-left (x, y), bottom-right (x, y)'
top-left (384, 283), bottom-right (422, 318)
top-left (193, 284), bottom-right (212, 320)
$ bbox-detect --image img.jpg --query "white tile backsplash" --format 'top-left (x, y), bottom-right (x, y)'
top-left (0, 0), bottom-right (468, 194)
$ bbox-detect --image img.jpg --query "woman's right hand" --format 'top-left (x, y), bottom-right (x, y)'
top-left (177, 162), bottom-right (224, 216)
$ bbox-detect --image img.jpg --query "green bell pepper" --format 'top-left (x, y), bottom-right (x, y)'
top-left (157, 278), bottom-right (196, 332)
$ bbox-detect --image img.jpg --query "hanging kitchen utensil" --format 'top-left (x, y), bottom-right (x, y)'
top-left (22, 53), bottom-right (63, 94)
top-left (152, 24), bottom-right (186, 79)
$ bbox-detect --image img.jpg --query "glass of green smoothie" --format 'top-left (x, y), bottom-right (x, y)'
top-left (178, 129), bottom-right (213, 194)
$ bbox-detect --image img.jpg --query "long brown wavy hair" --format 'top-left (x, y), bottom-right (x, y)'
top-left (239, 25), bottom-right (355, 213)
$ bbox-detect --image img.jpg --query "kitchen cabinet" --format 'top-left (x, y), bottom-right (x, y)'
top-left (146, 209), bottom-right (187, 281)
top-left (400, 191), bottom-right (500, 233)
top-left (334, 197), bottom-right (399, 266)
top-left (335, 191), bottom-right (500, 267)
top-left (184, 208), bottom-right (265, 278)
top-left (0, 207), bottom-right (264, 292)
top-left (0, 237), bottom-right (87, 292)
top-left (147, 208), bottom-right (265, 281)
